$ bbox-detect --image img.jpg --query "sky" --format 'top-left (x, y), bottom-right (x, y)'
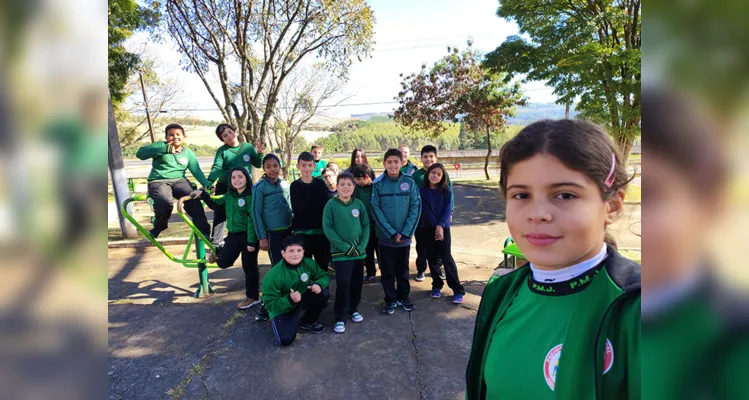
top-left (126, 0), bottom-right (558, 121)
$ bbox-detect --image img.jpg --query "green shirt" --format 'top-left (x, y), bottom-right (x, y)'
top-left (201, 190), bottom-right (257, 244)
top-left (261, 258), bottom-right (330, 319)
top-left (352, 184), bottom-right (375, 226)
top-left (135, 141), bottom-right (211, 187)
top-left (207, 142), bottom-right (263, 184)
top-left (322, 197), bottom-right (370, 261)
top-left (312, 159), bottom-right (328, 178)
top-left (400, 160), bottom-right (418, 176)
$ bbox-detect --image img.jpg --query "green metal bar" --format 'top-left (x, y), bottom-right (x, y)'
top-left (182, 233), bottom-right (194, 261)
top-left (503, 237), bottom-right (513, 269)
top-left (193, 233), bottom-right (216, 297)
top-left (176, 196), bottom-right (217, 253)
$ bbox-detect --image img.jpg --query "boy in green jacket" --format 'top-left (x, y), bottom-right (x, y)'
top-left (371, 149), bottom-right (422, 315)
top-left (135, 124), bottom-right (211, 239)
top-left (262, 235), bottom-right (330, 346)
top-left (352, 163), bottom-right (378, 283)
top-left (323, 172), bottom-right (369, 333)
top-left (206, 123), bottom-right (265, 247)
top-left (191, 167), bottom-right (261, 310)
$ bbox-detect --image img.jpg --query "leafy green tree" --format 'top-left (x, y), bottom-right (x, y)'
top-left (108, 0), bottom-right (160, 108)
top-left (484, 0), bottom-right (640, 159)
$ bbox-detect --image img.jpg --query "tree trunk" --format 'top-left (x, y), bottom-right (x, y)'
top-left (565, 103), bottom-right (570, 119)
top-left (484, 128), bottom-right (492, 180)
top-left (615, 136), bottom-right (633, 163)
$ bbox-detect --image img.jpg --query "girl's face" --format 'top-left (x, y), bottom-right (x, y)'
top-left (428, 168), bottom-right (443, 186)
top-left (338, 178), bottom-right (355, 198)
top-left (264, 159), bottom-right (280, 180)
top-left (354, 151), bottom-right (365, 165)
top-left (505, 154), bottom-right (623, 270)
top-left (230, 170), bottom-right (247, 190)
top-left (220, 127), bottom-right (239, 146)
top-left (641, 152), bottom-right (716, 292)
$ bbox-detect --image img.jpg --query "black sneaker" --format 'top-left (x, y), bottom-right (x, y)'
top-left (148, 228), bottom-right (161, 238)
top-left (363, 275), bottom-right (376, 283)
top-left (400, 300), bottom-right (415, 311)
top-left (439, 267), bottom-right (446, 280)
top-left (383, 301), bottom-right (398, 315)
top-left (299, 322), bottom-right (324, 334)
top-left (254, 304), bottom-right (268, 321)
top-left (415, 271), bottom-right (426, 282)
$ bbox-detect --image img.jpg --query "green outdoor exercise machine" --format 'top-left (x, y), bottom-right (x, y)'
top-left (502, 237), bottom-right (525, 269)
top-left (120, 193), bottom-right (222, 298)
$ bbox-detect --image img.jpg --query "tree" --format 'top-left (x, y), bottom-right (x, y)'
top-left (108, 0), bottom-right (161, 108)
top-left (484, 0), bottom-right (640, 159)
top-left (165, 0), bottom-right (375, 145)
top-left (394, 44), bottom-right (526, 179)
top-left (267, 64), bottom-right (344, 177)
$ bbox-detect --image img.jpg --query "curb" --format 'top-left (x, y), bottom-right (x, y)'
top-left (108, 238), bottom-right (190, 249)
top-left (451, 182), bottom-right (500, 190)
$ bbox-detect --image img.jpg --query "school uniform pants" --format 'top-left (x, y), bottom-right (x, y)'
top-left (216, 232), bottom-right (259, 299)
top-left (148, 178), bottom-right (210, 238)
top-left (379, 245), bottom-right (411, 303)
top-left (333, 259), bottom-right (364, 321)
top-left (416, 226), bottom-right (442, 274)
top-left (266, 228), bottom-right (292, 267)
top-left (298, 233), bottom-right (330, 271)
top-left (271, 288), bottom-right (329, 347)
top-left (210, 181), bottom-right (230, 247)
top-left (422, 227), bottom-right (465, 294)
top-left (364, 230), bottom-right (379, 277)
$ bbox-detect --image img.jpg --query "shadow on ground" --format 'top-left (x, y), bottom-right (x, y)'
top-left (451, 185), bottom-right (505, 225)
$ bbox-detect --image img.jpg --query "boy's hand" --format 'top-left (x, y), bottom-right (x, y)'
top-left (307, 284), bottom-right (322, 294)
top-left (289, 288), bottom-right (301, 303)
top-left (255, 139), bottom-right (266, 154)
top-left (259, 238), bottom-right (269, 251)
top-left (246, 245), bottom-right (256, 252)
top-left (394, 233), bottom-right (403, 243)
top-left (435, 226), bottom-right (444, 241)
top-left (189, 190), bottom-right (203, 199)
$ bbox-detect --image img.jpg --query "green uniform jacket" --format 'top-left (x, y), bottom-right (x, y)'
top-left (262, 258), bottom-right (330, 320)
top-left (352, 184), bottom-right (375, 226)
top-left (400, 160), bottom-right (418, 176)
top-left (200, 190), bottom-right (258, 245)
top-left (412, 167), bottom-right (454, 211)
top-left (135, 141), bottom-right (211, 187)
top-left (371, 172), bottom-right (421, 247)
top-left (207, 142), bottom-right (263, 184)
top-left (466, 246), bottom-right (641, 400)
top-left (251, 175), bottom-right (292, 239)
top-left (322, 197), bottom-right (370, 261)
top-left (312, 159), bottom-right (328, 178)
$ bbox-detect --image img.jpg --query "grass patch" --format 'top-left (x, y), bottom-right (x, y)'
top-left (223, 311), bottom-right (245, 331)
top-left (625, 185), bottom-right (641, 202)
top-left (166, 356), bottom-right (209, 400)
top-left (452, 178), bottom-right (500, 188)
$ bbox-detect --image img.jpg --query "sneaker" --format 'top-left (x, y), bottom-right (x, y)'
top-left (255, 305), bottom-right (269, 321)
top-left (311, 322), bottom-right (325, 334)
top-left (439, 267), bottom-right (446, 280)
top-left (334, 321), bottom-right (346, 333)
top-left (452, 293), bottom-right (465, 304)
top-left (237, 298), bottom-right (261, 310)
top-left (363, 275), bottom-right (376, 283)
top-left (206, 250), bottom-right (217, 264)
top-left (148, 228), bottom-right (161, 238)
top-left (383, 301), bottom-right (398, 315)
top-left (415, 271), bottom-right (426, 282)
top-left (400, 301), bottom-right (415, 311)
top-left (430, 289), bottom-right (441, 298)
top-left (350, 312), bottom-right (363, 323)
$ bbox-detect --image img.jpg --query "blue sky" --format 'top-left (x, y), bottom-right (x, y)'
top-left (128, 0), bottom-right (557, 121)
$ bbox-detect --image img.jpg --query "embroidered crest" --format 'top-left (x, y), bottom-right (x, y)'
top-left (300, 272), bottom-right (309, 283)
top-left (399, 182), bottom-right (409, 191)
top-left (178, 158), bottom-right (188, 165)
top-left (351, 209), bottom-right (360, 218)
top-left (243, 154), bottom-right (250, 162)
top-left (543, 339), bottom-right (614, 391)
top-left (238, 198), bottom-right (246, 207)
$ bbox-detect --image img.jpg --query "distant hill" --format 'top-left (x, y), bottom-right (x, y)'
top-left (349, 103), bottom-right (576, 126)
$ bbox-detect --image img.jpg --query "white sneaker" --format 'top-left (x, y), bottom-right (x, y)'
top-left (334, 321), bottom-right (346, 333)
top-left (350, 312), bottom-right (363, 323)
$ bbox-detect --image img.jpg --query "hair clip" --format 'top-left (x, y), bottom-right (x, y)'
top-left (604, 152), bottom-right (616, 188)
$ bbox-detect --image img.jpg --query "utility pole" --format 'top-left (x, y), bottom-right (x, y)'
top-left (139, 70), bottom-right (155, 143)
top-left (108, 94), bottom-right (138, 239)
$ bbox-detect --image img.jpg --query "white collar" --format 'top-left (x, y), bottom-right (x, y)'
top-left (530, 244), bottom-right (608, 283)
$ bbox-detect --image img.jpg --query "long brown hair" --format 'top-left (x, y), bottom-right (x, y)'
top-left (425, 163), bottom-right (450, 193)
top-left (349, 147), bottom-right (369, 168)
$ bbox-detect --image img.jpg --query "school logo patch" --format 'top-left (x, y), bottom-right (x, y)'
top-left (238, 198), bottom-right (246, 207)
top-left (243, 154), bottom-right (250, 162)
top-left (300, 272), bottom-right (309, 283)
top-left (178, 157), bottom-right (188, 165)
top-left (399, 182), bottom-right (410, 191)
top-left (543, 339), bottom-right (614, 391)
top-left (351, 209), bottom-right (360, 218)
